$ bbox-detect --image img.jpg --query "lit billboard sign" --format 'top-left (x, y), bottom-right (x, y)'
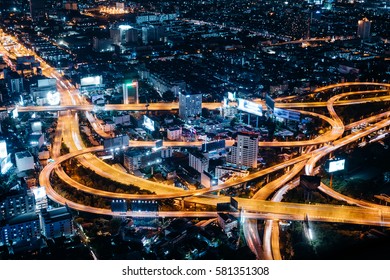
top-left (80, 76), bottom-right (102, 86)
top-left (237, 98), bottom-right (262, 117)
top-left (0, 140), bottom-right (7, 159)
top-left (326, 158), bottom-right (345, 173)
top-left (143, 115), bottom-right (155, 132)
top-left (32, 187), bottom-right (46, 200)
top-left (227, 92), bottom-right (236, 101)
top-left (1, 154), bottom-right (12, 174)
top-left (155, 140), bottom-right (163, 149)
top-left (274, 108), bottom-right (300, 122)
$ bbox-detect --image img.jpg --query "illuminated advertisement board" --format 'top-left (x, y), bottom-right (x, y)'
top-left (274, 108), bottom-right (301, 122)
top-left (1, 154), bottom-right (12, 174)
top-left (143, 115), bottom-right (155, 132)
top-left (80, 76), bottom-right (102, 86)
top-left (237, 98), bottom-right (262, 117)
top-left (32, 187), bottom-right (46, 200)
top-left (0, 140), bottom-right (7, 159)
top-left (326, 158), bottom-right (345, 173)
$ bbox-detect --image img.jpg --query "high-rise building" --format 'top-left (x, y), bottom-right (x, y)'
top-left (178, 92), bottom-right (202, 120)
top-left (227, 132), bottom-right (259, 169)
top-left (122, 80), bottom-right (138, 104)
top-left (29, 0), bottom-right (46, 21)
top-left (41, 207), bottom-right (74, 239)
top-left (357, 18), bottom-right (371, 41)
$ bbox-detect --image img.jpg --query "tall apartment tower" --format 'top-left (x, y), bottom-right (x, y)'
top-left (178, 92), bottom-right (202, 120)
top-left (30, 0), bottom-right (46, 21)
top-left (227, 132), bottom-right (259, 169)
top-left (357, 18), bottom-right (371, 41)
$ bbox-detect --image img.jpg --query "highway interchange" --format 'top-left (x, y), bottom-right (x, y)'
top-left (1, 31), bottom-right (390, 260)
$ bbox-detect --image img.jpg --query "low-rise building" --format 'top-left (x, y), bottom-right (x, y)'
top-left (217, 213), bottom-right (238, 233)
top-left (167, 126), bottom-right (182, 140)
top-left (15, 151), bottom-right (35, 172)
top-left (0, 212), bottom-right (41, 246)
top-left (41, 207), bottom-right (74, 239)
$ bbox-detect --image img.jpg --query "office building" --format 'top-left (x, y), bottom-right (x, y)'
top-left (227, 132), bottom-right (259, 169)
top-left (189, 151), bottom-right (209, 173)
top-left (122, 81), bottom-right (138, 104)
top-left (167, 126), bottom-right (182, 140)
top-left (41, 207), bottom-right (74, 239)
top-left (357, 18), bottom-right (371, 41)
top-left (0, 190), bottom-right (36, 220)
top-left (123, 149), bottom-right (161, 171)
top-left (0, 212), bottom-right (40, 246)
top-left (178, 92), bottom-right (202, 120)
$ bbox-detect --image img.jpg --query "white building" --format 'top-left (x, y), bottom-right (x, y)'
top-left (15, 151), bottom-right (35, 172)
top-left (179, 92), bottom-right (202, 120)
top-left (189, 151), bottom-right (209, 173)
top-left (227, 132), bottom-right (259, 169)
top-left (167, 126), bottom-right (182, 140)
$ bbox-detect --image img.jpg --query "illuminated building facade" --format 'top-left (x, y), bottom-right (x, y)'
top-left (227, 132), bottom-right (259, 169)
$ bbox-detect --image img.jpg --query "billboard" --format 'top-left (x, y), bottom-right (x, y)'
top-left (227, 92), bottom-right (236, 101)
top-left (300, 175), bottom-right (321, 190)
top-left (155, 140), bottom-right (163, 149)
top-left (0, 140), bottom-right (7, 159)
top-left (274, 108), bottom-right (300, 122)
top-left (1, 154), bottom-right (12, 174)
top-left (265, 94), bottom-right (275, 111)
top-left (80, 75), bottom-right (102, 86)
top-left (326, 158), bottom-right (345, 173)
top-left (143, 115), bottom-right (155, 132)
top-left (237, 98), bottom-right (262, 117)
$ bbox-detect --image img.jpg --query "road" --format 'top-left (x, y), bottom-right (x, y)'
top-left (3, 29), bottom-right (390, 260)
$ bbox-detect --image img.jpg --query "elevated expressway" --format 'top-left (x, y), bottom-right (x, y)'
top-left (37, 81), bottom-right (390, 261)
top-left (2, 33), bottom-right (390, 260)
